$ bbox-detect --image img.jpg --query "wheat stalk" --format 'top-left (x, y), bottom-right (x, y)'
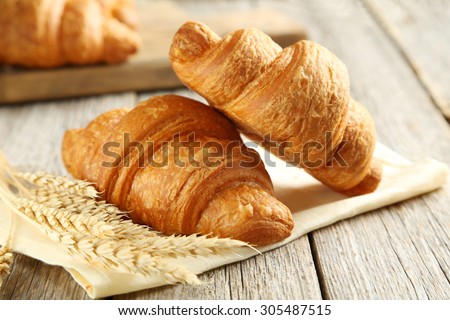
top-left (59, 233), bottom-right (200, 284)
top-left (27, 188), bottom-right (250, 259)
top-left (13, 198), bottom-right (167, 273)
top-left (17, 196), bottom-right (248, 262)
top-left (16, 172), bottom-right (98, 198)
top-left (15, 198), bottom-right (115, 238)
top-left (13, 197), bottom-right (201, 283)
top-left (0, 241), bottom-right (13, 288)
top-left (0, 155), bottom-right (250, 288)
top-left (28, 189), bottom-right (159, 239)
top-left (131, 233), bottom-right (253, 259)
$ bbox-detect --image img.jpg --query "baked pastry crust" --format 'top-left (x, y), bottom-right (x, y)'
top-left (0, 0), bottom-right (140, 67)
top-left (170, 21), bottom-right (382, 195)
top-left (62, 95), bottom-right (294, 246)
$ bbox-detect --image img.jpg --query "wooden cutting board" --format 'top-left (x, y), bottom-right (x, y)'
top-left (0, 1), bottom-right (307, 104)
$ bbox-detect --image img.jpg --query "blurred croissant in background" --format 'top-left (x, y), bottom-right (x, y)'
top-left (0, 0), bottom-right (141, 68)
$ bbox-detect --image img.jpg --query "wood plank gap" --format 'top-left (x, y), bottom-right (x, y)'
top-left (429, 249), bottom-right (450, 285)
top-left (379, 209), bottom-right (426, 299)
top-left (416, 197), bottom-right (450, 283)
top-left (0, 256), bottom-right (19, 299)
top-left (360, 0), bottom-right (449, 123)
top-left (9, 256), bottom-right (40, 299)
top-left (239, 263), bottom-right (246, 296)
top-left (420, 198), bottom-right (450, 246)
top-left (226, 264), bottom-right (236, 300)
top-left (307, 233), bottom-right (328, 300)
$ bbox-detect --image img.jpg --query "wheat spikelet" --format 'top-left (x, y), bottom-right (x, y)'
top-left (50, 194), bottom-right (249, 258)
top-left (29, 189), bottom-right (89, 209)
top-left (131, 234), bottom-right (253, 259)
top-left (15, 198), bottom-right (115, 238)
top-left (60, 229), bottom-right (200, 284)
top-left (1, 163), bottom-right (250, 287)
top-left (16, 172), bottom-right (98, 198)
top-left (12, 197), bottom-right (201, 283)
top-left (0, 241), bottom-right (13, 288)
top-left (28, 189), bottom-right (159, 240)
top-left (59, 232), bottom-right (199, 284)
top-left (23, 183), bottom-right (251, 259)
top-left (14, 195), bottom-right (247, 278)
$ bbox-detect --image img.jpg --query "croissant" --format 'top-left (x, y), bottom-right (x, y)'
top-left (97, 0), bottom-right (138, 28)
top-left (170, 21), bottom-right (382, 196)
top-left (0, 0), bottom-right (141, 68)
top-left (62, 95), bottom-right (294, 246)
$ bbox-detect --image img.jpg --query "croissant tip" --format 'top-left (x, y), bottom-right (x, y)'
top-left (342, 160), bottom-right (383, 196)
top-left (196, 184), bottom-right (294, 246)
top-left (243, 219), bottom-right (294, 247)
top-left (169, 20), bottom-right (220, 65)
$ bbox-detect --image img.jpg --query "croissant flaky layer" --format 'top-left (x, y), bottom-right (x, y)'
top-left (0, 0), bottom-right (140, 67)
top-left (170, 21), bottom-right (382, 196)
top-left (62, 95), bottom-right (294, 246)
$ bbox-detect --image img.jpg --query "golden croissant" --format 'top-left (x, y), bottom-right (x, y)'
top-left (62, 95), bottom-right (294, 246)
top-left (0, 0), bottom-right (140, 67)
top-left (170, 21), bottom-right (382, 196)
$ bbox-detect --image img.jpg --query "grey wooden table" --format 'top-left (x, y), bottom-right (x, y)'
top-left (0, 0), bottom-right (449, 299)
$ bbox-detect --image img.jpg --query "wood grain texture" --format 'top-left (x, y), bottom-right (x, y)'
top-left (269, 0), bottom-right (450, 299)
top-left (0, 254), bottom-right (90, 300)
top-left (363, 0), bottom-right (450, 119)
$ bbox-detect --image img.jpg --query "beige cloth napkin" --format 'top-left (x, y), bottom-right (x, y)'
top-left (0, 143), bottom-right (448, 299)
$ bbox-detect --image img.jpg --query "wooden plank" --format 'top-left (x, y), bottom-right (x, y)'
top-left (0, 254), bottom-right (90, 300)
top-left (311, 192), bottom-right (450, 299)
top-left (0, 93), bottom-right (137, 299)
top-left (119, 237), bottom-right (321, 299)
top-left (263, 0), bottom-right (450, 299)
top-left (178, 2), bottom-right (308, 48)
top-left (0, 0), bottom-right (307, 104)
top-left (116, 89), bottom-right (322, 299)
top-left (363, 0), bottom-right (450, 119)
